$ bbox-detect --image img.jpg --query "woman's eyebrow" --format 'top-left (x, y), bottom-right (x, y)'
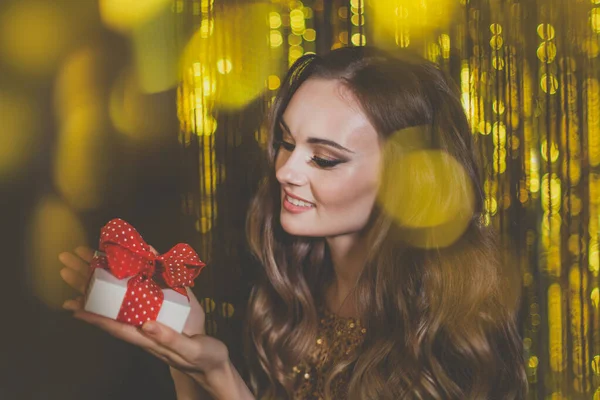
top-left (279, 118), bottom-right (355, 154)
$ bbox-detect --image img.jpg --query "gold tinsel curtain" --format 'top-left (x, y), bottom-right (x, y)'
top-left (176, 1), bottom-right (600, 398)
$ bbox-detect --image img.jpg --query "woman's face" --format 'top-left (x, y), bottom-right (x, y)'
top-left (275, 78), bottom-right (382, 238)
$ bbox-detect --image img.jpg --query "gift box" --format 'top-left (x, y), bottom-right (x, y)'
top-left (83, 218), bottom-right (205, 333)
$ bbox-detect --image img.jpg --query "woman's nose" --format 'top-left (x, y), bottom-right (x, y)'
top-left (275, 151), bottom-right (308, 186)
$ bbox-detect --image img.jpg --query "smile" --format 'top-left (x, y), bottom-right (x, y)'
top-left (282, 192), bottom-right (315, 214)
top-left (285, 195), bottom-right (314, 207)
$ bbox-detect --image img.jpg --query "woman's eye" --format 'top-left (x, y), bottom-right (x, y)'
top-left (273, 140), bottom-right (295, 152)
top-left (311, 156), bottom-right (343, 169)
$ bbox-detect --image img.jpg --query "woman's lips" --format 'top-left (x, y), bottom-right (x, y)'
top-left (282, 194), bottom-right (315, 214)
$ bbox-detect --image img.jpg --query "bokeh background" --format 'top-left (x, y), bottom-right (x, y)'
top-left (0, 0), bottom-right (599, 398)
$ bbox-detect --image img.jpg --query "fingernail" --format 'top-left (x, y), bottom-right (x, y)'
top-left (142, 322), bottom-right (157, 334)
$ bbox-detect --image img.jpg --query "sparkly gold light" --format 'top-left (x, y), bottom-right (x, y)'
top-left (269, 11), bottom-right (282, 29)
top-left (591, 8), bottom-right (600, 33)
top-left (270, 30), bottom-right (284, 47)
top-left (541, 73), bottom-right (559, 94)
top-left (351, 33), bottom-right (366, 46)
top-left (303, 28), bottom-right (316, 42)
top-left (549, 283), bottom-right (565, 372)
top-left (537, 23), bottom-right (556, 40)
top-left (268, 75), bottom-right (280, 91)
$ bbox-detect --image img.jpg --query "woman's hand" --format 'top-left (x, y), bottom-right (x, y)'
top-left (59, 246), bottom-right (253, 399)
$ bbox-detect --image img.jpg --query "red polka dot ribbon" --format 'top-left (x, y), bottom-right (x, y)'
top-left (90, 218), bottom-right (205, 327)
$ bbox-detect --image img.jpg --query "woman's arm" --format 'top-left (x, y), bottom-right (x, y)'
top-left (59, 247), bottom-right (255, 399)
top-left (171, 367), bottom-right (212, 400)
top-left (201, 360), bottom-right (255, 400)
top-left (170, 362), bottom-right (254, 400)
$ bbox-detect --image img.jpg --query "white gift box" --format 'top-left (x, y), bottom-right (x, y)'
top-left (84, 268), bottom-right (191, 333)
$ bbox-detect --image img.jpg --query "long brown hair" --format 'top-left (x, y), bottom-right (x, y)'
top-left (245, 46), bottom-right (527, 399)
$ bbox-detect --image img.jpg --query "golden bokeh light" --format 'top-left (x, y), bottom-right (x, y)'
top-left (98, 0), bottom-right (172, 33)
top-left (540, 140), bottom-right (560, 163)
top-left (181, 2), bottom-right (277, 110)
top-left (109, 68), bottom-right (174, 142)
top-left (130, 6), bottom-right (180, 93)
top-left (537, 42), bottom-right (557, 63)
top-left (26, 195), bottom-right (88, 309)
top-left (537, 23), bottom-right (555, 40)
top-left (54, 47), bottom-right (105, 124)
top-left (217, 59), bottom-right (233, 75)
top-left (268, 75), bottom-right (281, 91)
top-left (351, 33), bottom-right (366, 46)
top-left (378, 140), bottom-right (475, 248)
top-left (53, 106), bottom-right (114, 211)
top-left (548, 283), bottom-right (565, 372)
top-left (371, 0), bottom-right (456, 37)
top-left (220, 302), bottom-right (235, 318)
top-left (200, 297), bottom-right (216, 313)
top-left (288, 34), bottom-right (303, 46)
top-left (0, 1), bottom-right (70, 76)
top-left (270, 30), bottom-right (284, 47)
top-left (541, 173), bottom-right (562, 213)
top-left (529, 355), bottom-right (539, 369)
top-left (269, 11), bottom-right (282, 29)
top-left (303, 28), bottom-right (317, 42)
top-left (195, 112), bottom-right (218, 137)
top-left (0, 91), bottom-right (39, 181)
top-left (541, 73), bottom-right (559, 94)
top-left (591, 8), bottom-right (600, 33)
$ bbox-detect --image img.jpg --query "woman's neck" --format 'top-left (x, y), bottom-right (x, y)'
top-left (324, 233), bottom-right (368, 317)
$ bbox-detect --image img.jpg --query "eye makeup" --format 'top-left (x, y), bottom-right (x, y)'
top-left (273, 139), bottom-right (348, 169)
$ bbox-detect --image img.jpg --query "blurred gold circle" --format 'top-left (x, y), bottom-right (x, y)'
top-left (54, 106), bottom-right (114, 210)
top-left (220, 302), bottom-right (235, 318)
top-left (489, 35), bottom-right (503, 50)
top-left (27, 195), bottom-right (88, 309)
top-left (0, 91), bottom-right (39, 181)
top-left (592, 288), bottom-right (600, 309)
top-left (528, 356), bottom-right (539, 369)
top-left (99, 0), bottom-right (172, 32)
top-left (270, 30), bottom-right (284, 47)
top-left (537, 42), bottom-right (557, 63)
top-left (537, 23), bottom-right (555, 40)
top-left (268, 75), bottom-right (281, 91)
top-left (490, 23), bottom-right (503, 34)
top-left (109, 68), bottom-right (175, 142)
top-left (541, 73), bottom-right (559, 94)
top-left (351, 33), bottom-right (366, 46)
top-left (269, 12), bottom-right (282, 29)
top-left (0, 1), bottom-right (70, 76)
top-left (181, 3), bottom-right (277, 110)
top-left (591, 9), bottom-right (600, 33)
top-left (372, 0), bottom-right (455, 35)
top-left (201, 297), bottom-right (216, 313)
top-left (303, 28), bottom-right (317, 42)
top-left (378, 144), bottom-right (475, 248)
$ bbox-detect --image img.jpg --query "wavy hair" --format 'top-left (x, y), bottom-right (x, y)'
top-left (244, 46), bottom-right (527, 399)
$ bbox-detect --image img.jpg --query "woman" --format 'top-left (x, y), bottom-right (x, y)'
top-left (60, 46), bottom-right (528, 399)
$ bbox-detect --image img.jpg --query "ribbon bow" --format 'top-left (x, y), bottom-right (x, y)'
top-left (90, 218), bottom-right (205, 327)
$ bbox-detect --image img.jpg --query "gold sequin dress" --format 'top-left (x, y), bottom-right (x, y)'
top-left (291, 306), bottom-right (367, 400)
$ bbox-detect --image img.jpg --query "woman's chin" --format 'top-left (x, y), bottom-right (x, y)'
top-left (280, 220), bottom-right (321, 237)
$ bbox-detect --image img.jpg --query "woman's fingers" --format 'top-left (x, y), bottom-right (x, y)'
top-left (58, 251), bottom-right (91, 277)
top-left (142, 322), bottom-right (228, 371)
top-left (75, 246), bottom-right (95, 263)
top-left (72, 309), bottom-right (164, 349)
top-left (62, 296), bottom-right (84, 311)
top-left (70, 307), bottom-right (197, 369)
top-left (141, 322), bottom-right (213, 369)
top-left (60, 268), bottom-right (88, 294)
